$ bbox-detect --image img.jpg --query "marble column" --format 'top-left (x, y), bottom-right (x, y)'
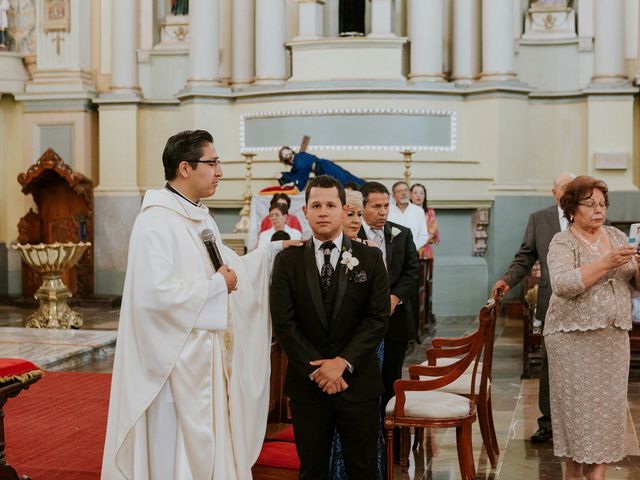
top-left (255, 0), bottom-right (287, 85)
top-left (232, 0), bottom-right (255, 86)
top-left (187, 0), bottom-right (221, 87)
top-left (111, 0), bottom-right (140, 94)
top-left (408, 0), bottom-right (445, 82)
top-left (370, 0), bottom-right (394, 38)
top-left (479, 0), bottom-right (517, 82)
top-left (452, 0), bottom-right (481, 85)
top-left (591, 0), bottom-right (627, 84)
top-left (295, 0), bottom-right (325, 41)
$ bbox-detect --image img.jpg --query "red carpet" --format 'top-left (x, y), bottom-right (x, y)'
top-left (4, 371), bottom-right (111, 480)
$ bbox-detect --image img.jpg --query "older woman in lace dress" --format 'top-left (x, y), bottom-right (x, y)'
top-left (545, 176), bottom-right (640, 480)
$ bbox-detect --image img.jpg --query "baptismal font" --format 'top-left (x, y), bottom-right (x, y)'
top-left (15, 149), bottom-right (94, 328)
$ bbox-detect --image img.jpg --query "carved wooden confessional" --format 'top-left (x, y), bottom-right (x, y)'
top-left (16, 149), bottom-right (94, 298)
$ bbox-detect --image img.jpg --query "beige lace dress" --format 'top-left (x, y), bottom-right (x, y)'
top-left (544, 226), bottom-right (636, 464)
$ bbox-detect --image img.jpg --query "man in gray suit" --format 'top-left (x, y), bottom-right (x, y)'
top-left (492, 172), bottom-right (575, 443)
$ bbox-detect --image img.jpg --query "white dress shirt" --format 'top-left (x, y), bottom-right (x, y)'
top-left (388, 201), bottom-right (429, 249)
top-left (558, 205), bottom-right (569, 232)
top-left (309, 232), bottom-right (353, 374)
top-left (312, 232), bottom-right (343, 273)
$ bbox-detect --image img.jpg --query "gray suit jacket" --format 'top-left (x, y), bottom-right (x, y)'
top-left (502, 205), bottom-right (561, 321)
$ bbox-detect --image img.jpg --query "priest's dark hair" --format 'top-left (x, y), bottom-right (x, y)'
top-left (305, 175), bottom-right (346, 206)
top-left (162, 129), bottom-right (214, 180)
top-left (360, 182), bottom-right (390, 206)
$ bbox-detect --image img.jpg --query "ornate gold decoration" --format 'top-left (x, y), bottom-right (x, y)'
top-left (400, 149), bottom-right (414, 186)
top-left (234, 152), bottom-right (255, 234)
top-left (12, 242), bottom-right (90, 328)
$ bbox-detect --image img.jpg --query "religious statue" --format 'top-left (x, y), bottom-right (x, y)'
top-left (171, 0), bottom-right (188, 16)
top-left (0, 0), bottom-right (10, 49)
top-left (339, 0), bottom-right (365, 37)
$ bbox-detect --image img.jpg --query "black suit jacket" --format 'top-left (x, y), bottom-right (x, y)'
top-left (502, 205), bottom-right (560, 321)
top-left (270, 236), bottom-right (390, 403)
top-left (358, 221), bottom-right (419, 341)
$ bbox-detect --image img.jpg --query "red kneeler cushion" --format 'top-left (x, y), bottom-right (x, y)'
top-left (0, 358), bottom-right (43, 384)
top-left (268, 424), bottom-right (295, 443)
top-left (255, 441), bottom-right (300, 470)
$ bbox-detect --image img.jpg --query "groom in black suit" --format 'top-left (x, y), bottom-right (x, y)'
top-left (357, 182), bottom-right (419, 416)
top-left (271, 175), bottom-right (390, 479)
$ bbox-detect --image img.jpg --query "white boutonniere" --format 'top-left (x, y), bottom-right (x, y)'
top-left (340, 250), bottom-right (360, 272)
top-left (391, 227), bottom-right (401, 241)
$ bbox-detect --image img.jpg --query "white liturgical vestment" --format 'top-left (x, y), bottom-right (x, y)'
top-left (101, 189), bottom-right (281, 480)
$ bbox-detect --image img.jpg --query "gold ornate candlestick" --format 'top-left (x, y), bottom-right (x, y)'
top-left (12, 242), bottom-right (90, 329)
top-left (401, 149), bottom-right (415, 185)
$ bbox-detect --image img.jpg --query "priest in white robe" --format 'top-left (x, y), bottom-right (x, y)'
top-left (101, 130), bottom-right (301, 480)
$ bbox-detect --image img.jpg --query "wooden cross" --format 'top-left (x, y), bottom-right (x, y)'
top-left (52, 31), bottom-right (65, 55)
top-left (299, 135), bottom-right (310, 153)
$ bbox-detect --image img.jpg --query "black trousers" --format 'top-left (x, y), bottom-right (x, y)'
top-left (381, 339), bottom-right (409, 415)
top-left (290, 395), bottom-right (380, 480)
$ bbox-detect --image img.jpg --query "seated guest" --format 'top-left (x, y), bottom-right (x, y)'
top-left (388, 181), bottom-right (428, 250)
top-left (276, 146), bottom-right (366, 191)
top-left (258, 204), bottom-right (302, 247)
top-left (260, 193), bottom-right (303, 234)
top-left (545, 175), bottom-right (639, 480)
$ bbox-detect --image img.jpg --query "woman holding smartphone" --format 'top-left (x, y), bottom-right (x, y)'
top-left (544, 176), bottom-right (640, 480)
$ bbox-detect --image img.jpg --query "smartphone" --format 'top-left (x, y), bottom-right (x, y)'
top-left (629, 223), bottom-right (640, 252)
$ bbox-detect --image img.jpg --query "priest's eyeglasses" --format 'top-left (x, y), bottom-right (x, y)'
top-left (578, 201), bottom-right (607, 210)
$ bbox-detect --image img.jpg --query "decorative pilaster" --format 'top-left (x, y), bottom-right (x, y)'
top-left (408, 0), bottom-right (445, 83)
top-left (255, 0), bottom-right (287, 85)
top-left (109, 0), bottom-right (139, 95)
top-left (591, 0), bottom-right (627, 85)
top-left (295, 0), bottom-right (325, 41)
top-left (186, 0), bottom-right (222, 88)
top-left (232, 0), bottom-right (255, 86)
top-left (369, 0), bottom-right (394, 38)
top-left (479, 0), bottom-right (517, 82)
top-left (451, 0), bottom-right (481, 85)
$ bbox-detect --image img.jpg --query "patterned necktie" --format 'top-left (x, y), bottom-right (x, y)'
top-left (320, 241), bottom-right (336, 297)
top-left (371, 229), bottom-right (384, 250)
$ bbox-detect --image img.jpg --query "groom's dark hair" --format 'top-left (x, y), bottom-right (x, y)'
top-left (305, 175), bottom-right (346, 206)
top-left (162, 129), bottom-right (214, 180)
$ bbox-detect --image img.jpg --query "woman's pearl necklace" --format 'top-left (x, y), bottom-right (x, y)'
top-left (572, 227), bottom-right (602, 252)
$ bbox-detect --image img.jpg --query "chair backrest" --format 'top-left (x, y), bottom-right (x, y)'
top-left (404, 310), bottom-right (492, 409)
top-left (476, 290), bottom-right (503, 398)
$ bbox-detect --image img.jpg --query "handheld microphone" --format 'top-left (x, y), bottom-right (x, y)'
top-left (200, 229), bottom-right (224, 272)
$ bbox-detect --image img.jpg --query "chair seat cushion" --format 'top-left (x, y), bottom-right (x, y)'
top-left (255, 441), bottom-right (300, 470)
top-left (385, 390), bottom-right (471, 419)
top-left (269, 424), bottom-right (295, 443)
top-left (0, 358), bottom-right (43, 385)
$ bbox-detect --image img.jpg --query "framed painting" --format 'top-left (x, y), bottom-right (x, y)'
top-left (42, 0), bottom-right (69, 33)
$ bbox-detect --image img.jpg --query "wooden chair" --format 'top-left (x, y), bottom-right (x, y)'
top-left (414, 289), bottom-right (503, 469)
top-left (384, 301), bottom-right (494, 480)
top-left (0, 359), bottom-right (44, 480)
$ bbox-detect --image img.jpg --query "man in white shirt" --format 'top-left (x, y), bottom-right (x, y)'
top-left (492, 171), bottom-right (575, 444)
top-left (388, 181), bottom-right (429, 250)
